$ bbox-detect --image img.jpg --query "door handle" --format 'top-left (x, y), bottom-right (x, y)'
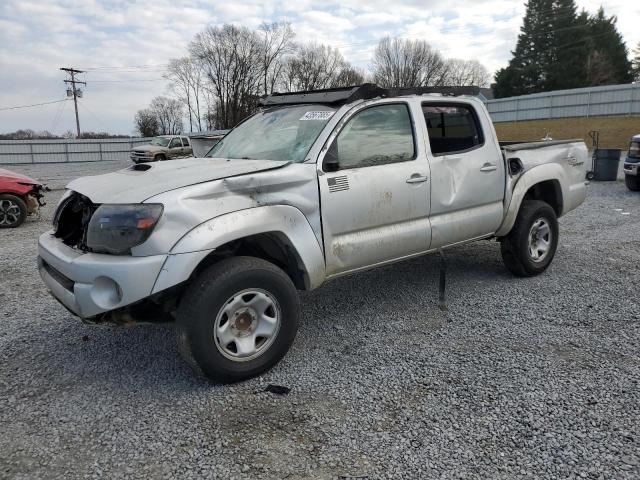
top-left (480, 163), bottom-right (497, 172)
top-left (406, 174), bottom-right (429, 184)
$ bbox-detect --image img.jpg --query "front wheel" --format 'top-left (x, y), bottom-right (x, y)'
top-left (0, 194), bottom-right (27, 228)
top-left (625, 175), bottom-right (640, 191)
top-left (500, 200), bottom-right (559, 277)
top-left (176, 256), bottom-right (300, 383)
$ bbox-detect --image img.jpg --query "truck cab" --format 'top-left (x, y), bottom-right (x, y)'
top-left (38, 84), bottom-right (587, 383)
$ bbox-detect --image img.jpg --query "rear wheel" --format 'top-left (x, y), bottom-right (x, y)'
top-left (0, 194), bottom-right (27, 228)
top-left (500, 200), bottom-right (559, 277)
top-left (625, 174), bottom-right (640, 191)
top-left (176, 256), bottom-right (300, 383)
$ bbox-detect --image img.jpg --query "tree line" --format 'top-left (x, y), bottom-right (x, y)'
top-left (0, 129), bottom-right (131, 140)
top-left (494, 0), bottom-right (636, 98)
top-left (135, 24), bottom-right (491, 135)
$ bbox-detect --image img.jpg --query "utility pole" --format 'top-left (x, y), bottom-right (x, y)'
top-left (60, 67), bottom-right (86, 138)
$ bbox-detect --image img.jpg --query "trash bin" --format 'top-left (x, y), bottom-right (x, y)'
top-left (592, 149), bottom-right (621, 181)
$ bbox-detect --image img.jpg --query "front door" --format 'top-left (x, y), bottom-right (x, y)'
top-left (169, 137), bottom-right (183, 158)
top-left (318, 102), bottom-right (432, 277)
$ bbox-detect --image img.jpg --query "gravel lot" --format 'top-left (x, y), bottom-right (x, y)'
top-left (1, 162), bottom-right (639, 479)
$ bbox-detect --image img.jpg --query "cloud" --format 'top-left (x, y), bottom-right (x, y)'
top-left (0, 0), bottom-right (637, 135)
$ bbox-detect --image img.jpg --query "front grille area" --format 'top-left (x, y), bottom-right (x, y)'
top-left (41, 259), bottom-right (74, 292)
top-left (131, 150), bottom-right (149, 160)
top-left (53, 192), bottom-right (98, 250)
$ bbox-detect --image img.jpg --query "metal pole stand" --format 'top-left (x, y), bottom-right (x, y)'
top-left (438, 249), bottom-right (448, 312)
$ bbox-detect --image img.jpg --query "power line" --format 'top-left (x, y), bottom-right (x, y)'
top-left (81, 63), bottom-right (169, 71)
top-left (88, 78), bottom-right (164, 83)
top-left (78, 101), bottom-right (111, 133)
top-left (50, 97), bottom-right (68, 133)
top-left (0, 98), bottom-right (70, 111)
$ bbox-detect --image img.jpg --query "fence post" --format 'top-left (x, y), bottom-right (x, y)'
top-left (587, 91), bottom-right (591, 118)
top-left (99, 141), bottom-right (103, 161)
top-left (29, 143), bottom-right (34, 164)
top-left (64, 142), bottom-right (69, 163)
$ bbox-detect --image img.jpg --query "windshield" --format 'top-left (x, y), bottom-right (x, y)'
top-left (150, 137), bottom-right (170, 147)
top-left (206, 105), bottom-right (336, 162)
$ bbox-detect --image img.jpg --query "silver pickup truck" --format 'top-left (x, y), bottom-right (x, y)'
top-left (130, 135), bottom-right (193, 163)
top-left (38, 85), bottom-right (587, 383)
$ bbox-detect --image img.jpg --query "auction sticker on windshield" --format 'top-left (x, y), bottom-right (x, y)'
top-left (300, 111), bottom-right (335, 121)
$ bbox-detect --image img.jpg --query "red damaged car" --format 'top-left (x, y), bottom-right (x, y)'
top-left (0, 168), bottom-right (46, 228)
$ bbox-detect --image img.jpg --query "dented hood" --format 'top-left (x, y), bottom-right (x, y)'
top-left (67, 157), bottom-right (288, 203)
top-left (0, 168), bottom-right (40, 185)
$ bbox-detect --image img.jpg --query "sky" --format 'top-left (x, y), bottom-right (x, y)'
top-left (0, 0), bottom-right (638, 136)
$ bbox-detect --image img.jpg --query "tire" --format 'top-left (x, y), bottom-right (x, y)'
top-left (625, 175), bottom-right (640, 191)
top-left (155, 154), bottom-right (166, 161)
top-left (500, 200), bottom-right (559, 277)
top-left (585, 171), bottom-right (595, 181)
top-left (0, 194), bottom-right (27, 228)
top-left (176, 256), bottom-right (300, 383)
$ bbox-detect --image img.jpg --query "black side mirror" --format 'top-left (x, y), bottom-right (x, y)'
top-left (324, 140), bottom-right (340, 172)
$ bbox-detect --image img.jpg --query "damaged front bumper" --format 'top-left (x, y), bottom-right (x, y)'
top-left (37, 231), bottom-right (167, 318)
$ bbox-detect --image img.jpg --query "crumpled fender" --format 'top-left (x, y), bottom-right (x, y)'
top-left (495, 163), bottom-right (567, 237)
top-left (151, 205), bottom-right (326, 294)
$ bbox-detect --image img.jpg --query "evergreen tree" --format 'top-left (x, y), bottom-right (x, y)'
top-left (587, 8), bottom-right (633, 85)
top-left (632, 42), bottom-right (640, 82)
top-left (494, 0), bottom-right (554, 98)
top-left (546, 2), bottom-right (591, 90)
top-left (494, 2), bottom-right (633, 98)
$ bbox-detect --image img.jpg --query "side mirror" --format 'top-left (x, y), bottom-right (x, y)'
top-left (324, 140), bottom-right (340, 172)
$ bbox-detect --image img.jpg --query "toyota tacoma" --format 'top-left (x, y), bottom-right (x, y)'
top-left (38, 84), bottom-right (587, 382)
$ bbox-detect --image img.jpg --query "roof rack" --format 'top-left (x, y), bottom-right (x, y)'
top-left (259, 83), bottom-right (480, 107)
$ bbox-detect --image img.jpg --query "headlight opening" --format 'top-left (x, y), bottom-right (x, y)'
top-left (86, 204), bottom-right (163, 255)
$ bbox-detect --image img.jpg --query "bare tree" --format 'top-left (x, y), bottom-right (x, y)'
top-left (282, 43), bottom-right (347, 91)
top-left (149, 96), bottom-right (183, 134)
top-left (134, 109), bottom-right (160, 137)
top-left (257, 22), bottom-right (295, 95)
top-left (165, 57), bottom-right (206, 132)
top-left (191, 25), bottom-right (263, 129)
top-left (443, 59), bottom-right (491, 87)
top-left (372, 37), bottom-right (449, 88)
top-left (331, 65), bottom-right (366, 87)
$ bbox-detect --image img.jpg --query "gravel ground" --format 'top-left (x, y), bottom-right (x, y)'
top-left (0, 166), bottom-right (639, 479)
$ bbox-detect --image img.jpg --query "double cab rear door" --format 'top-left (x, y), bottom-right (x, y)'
top-left (318, 97), bottom-right (506, 277)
